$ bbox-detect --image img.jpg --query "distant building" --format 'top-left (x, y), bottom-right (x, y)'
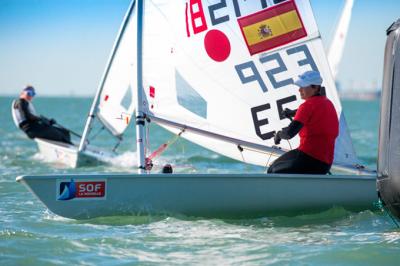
top-left (339, 89), bottom-right (381, 101)
top-left (336, 80), bottom-right (381, 101)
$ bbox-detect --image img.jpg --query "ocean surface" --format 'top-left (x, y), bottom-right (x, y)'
top-left (1, 96), bottom-right (400, 265)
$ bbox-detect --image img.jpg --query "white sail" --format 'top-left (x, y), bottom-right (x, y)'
top-left (96, 2), bottom-right (138, 137)
top-left (327, 0), bottom-right (354, 79)
top-left (323, 0), bottom-right (358, 166)
top-left (141, 0), bottom-right (358, 168)
top-left (79, 0), bottom-right (138, 154)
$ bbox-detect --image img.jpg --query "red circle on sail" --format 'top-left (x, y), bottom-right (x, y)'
top-left (204, 29), bottom-right (231, 62)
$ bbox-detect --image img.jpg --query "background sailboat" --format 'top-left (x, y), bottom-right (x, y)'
top-left (327, 0), bottom-right (354, 80)
top-left (17, 0), bottom-right (378, 219)
top-left (20, 1), bottom-right (138, 168)
top-left (328, 0), bottom-right (381, 101)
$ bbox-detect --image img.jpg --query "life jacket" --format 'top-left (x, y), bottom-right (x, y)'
top-left (11, 99), bottom-right (37, 128)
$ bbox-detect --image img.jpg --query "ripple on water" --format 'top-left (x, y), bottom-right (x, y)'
top-left (1, 97), bottom-right (399, 264)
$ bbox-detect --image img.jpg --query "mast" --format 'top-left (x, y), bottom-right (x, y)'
top-left (135, 0), bottom-right (146, 173)
top-left (78, 0), bottom-right (136, 152)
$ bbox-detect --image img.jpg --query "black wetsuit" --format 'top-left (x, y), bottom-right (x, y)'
top-left (267, 149), bottom-right (331, 174)
top-left (13, 98), bottom-right (72, 144)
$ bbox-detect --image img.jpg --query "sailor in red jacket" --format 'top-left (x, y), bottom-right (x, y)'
top-left (268, 70), bottom-right (339, 174)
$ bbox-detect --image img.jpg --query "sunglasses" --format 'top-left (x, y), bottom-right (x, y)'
top-left (26, 90), bottom-right (36, 97)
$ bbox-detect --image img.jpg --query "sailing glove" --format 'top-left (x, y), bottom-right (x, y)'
top-left (274, 131), bottom-right (282, 145)
top-left (281, 108), bottom-right (296, 119)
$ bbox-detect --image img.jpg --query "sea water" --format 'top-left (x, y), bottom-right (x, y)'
top-left (1, 96), bottom-right (399, 265)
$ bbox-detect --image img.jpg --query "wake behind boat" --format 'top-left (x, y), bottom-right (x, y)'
top-left (17, 0), bottom-right (389, 219)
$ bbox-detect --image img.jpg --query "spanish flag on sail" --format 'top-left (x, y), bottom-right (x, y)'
top-left (238, 1), bottom-right (307, 55)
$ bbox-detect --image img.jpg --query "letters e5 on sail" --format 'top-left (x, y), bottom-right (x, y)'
top-left (238, 1), bottom-right (307, 55)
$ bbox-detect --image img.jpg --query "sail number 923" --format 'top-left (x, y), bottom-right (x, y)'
top-left (235, 44), bottom-right (319, 140)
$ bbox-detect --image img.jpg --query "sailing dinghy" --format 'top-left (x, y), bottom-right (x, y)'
top-left (11, 2), bottom-right (138, 168)
top-left (17, 0), bottom-right (378, 219)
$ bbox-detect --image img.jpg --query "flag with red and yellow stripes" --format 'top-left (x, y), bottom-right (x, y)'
top-left (238, 1), bottom-right (307, 55)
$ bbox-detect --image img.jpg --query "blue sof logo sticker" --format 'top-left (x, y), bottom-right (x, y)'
top-left (58, 179), bottom-right (76, 200)
top-left (57, 179), bottom-right (106, 200)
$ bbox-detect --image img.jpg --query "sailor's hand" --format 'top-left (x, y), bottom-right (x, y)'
top-left (145, 158), bottom-right (153, 171)
top-left (49, 118), bottom-right (57, 125)
top-left (274, 131), bottom-right (282, 145)
top-left (39, 115), bottom-right (51, 125)
top-left (281, 108), bottom-right (296, 119)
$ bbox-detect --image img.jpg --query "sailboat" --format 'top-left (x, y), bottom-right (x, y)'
top-left (328, 0), bottom-right (379, 101)
top-left (11, 4), bottom-right (138, 168)
top-left (327, 0), bottom-right (354, 80)
top-left (16, 0), bottom-right (380, 219)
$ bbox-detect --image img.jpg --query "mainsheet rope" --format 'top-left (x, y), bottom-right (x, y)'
top-left (145, 124), bottom-right (185, 169)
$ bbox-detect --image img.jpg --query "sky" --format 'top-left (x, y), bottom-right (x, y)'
top-left (0, 0), bottom-right (399, 96)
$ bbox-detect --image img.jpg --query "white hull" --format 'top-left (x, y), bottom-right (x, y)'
top-left (35, 138), bottom-right (116, 168)
top-left (17, 173), bottom-right (378, 219)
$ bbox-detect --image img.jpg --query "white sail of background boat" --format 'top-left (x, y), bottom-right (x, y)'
top-left (17, 0), bottom-right (378, 219)
top-left (14, 1), bottom-right (138, 168)
top-left (327, 0), bottom-right (354, 79)
top-left (79, 0), bottom-right (137, 151)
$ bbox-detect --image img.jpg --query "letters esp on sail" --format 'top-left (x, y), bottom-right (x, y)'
top-left (140, 0), bottom-right (358, 168)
